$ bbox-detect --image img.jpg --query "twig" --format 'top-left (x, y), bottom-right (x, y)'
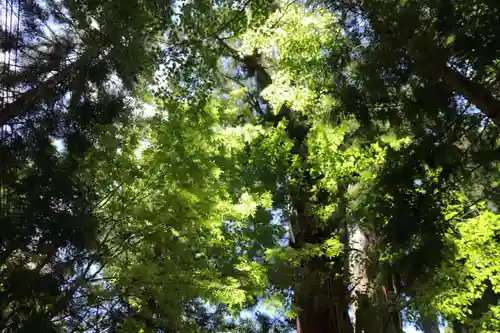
top-left (211, 0), bottom-right (252, 38)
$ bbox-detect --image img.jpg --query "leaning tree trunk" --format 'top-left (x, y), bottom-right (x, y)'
top-left (336, 0), bottom-right (500, 127)
top-left (0, 48), bottom-right (103, 127)
top-left (439, 64), bottom-right (500, 125)
top-left (407, 19), bottom-right (500, 126)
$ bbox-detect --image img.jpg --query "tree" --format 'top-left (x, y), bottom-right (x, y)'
top-left (3, 0), bottom-right (500, 332)
top-left (0, 0), bottom-right (168, 330)
top-left (87, 1), bottom-right (500, 331)
top-left (142, 2), bottom-right (409, 332)
top-left (318, 0), bottom-right (500, 125)
top-left (304, 0), bottom-right (500, 331)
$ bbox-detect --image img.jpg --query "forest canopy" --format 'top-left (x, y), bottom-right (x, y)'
top-left (1, 0), bottom-right (500, 332)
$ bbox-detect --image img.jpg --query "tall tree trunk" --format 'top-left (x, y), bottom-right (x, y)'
top-left (288, 140), bottom-right (354, 333)
top-left (289, 147), bottom-right (353, 333)
top-left (347, 223), bottom-right (374, 333)
top-left (296, 256), bottom-right (353, 333)
top-left (347, 225), bottom-right (403, 333)
top-left (218, 40), bottom-right (355, 333)
top-left (346, 220), bottom-right (405, 333)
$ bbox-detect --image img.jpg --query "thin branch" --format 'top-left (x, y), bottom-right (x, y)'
top-left (445, 185), bottom-right (500, 223)
top-left (211, 0), bottom-right (252, 38)
top-left (269, 0), bottom-right (296, 29)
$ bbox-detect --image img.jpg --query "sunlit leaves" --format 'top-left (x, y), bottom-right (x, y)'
top-left (235, 4), bottom-right (339, 117)
top-left (264, 236), bottom-right (342, 266)
top-left (48, 0), bottom-right (500, 331)
top-left (428, 208), bottom-right (500, 330)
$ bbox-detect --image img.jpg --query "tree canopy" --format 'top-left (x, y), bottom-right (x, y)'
top-left (1, 0), bottom-right (500, 332)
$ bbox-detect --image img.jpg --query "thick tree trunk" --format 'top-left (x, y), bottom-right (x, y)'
top-left (347, 223), bottom-right (373, 333)
top-left (346, 222), bottom-right (405, 333)
top-left (296, 257), bottom-right (353, 333)
top-left (289, 169), bottom-right (354, 333)
top-left (291, 176), bottom-right (353, 333)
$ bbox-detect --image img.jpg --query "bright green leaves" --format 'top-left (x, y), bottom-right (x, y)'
top-left (239, 119), bottom-right (294, 193)
top-left (323, 237), bottom-right (343, 258)
top-left (265, 236), bottom-right (342, 266)
top-left (240, 3), bottom-right (337, 65)
top-left (307, 120), bottom-right (357, 192)
top-left (233, 257), bottom-right (270, 304)
top-left (246, 0), bottom-right (279, 27)
top-left (307, 119), bottom-right (407, 197)
top-left (233, 191), bottom-right (273, 218)
top-left (99, 77), bottom-right (293, 329)
top-left (97, 0), bottom-right (500, 331)
top-left (418, 206), bottom-right (500, 331)
top-left (235, 3), bottom-right (340, 117)
top-left (79, 0), bottom-right (500, 331)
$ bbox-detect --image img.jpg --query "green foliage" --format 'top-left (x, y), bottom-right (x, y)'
top-left (0, 0), bottom-right (170, 330)
top-left (3, 0), bottom-right (500, 332)
top-left (414, 207), bottom-right (500, 331)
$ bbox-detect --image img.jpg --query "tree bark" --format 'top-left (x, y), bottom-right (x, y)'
top-left (347, 223), bottom-right (373, 333)
top-left (346, 221), bottom-right (406, 333)
top-left (296, 257), bottom-right (353, 333)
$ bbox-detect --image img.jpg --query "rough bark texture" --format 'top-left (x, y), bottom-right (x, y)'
top-left (347, 222), bottom-right (405, 333)
top-left (348, 223), bottom-right (372, 333)
top-left (296, 258), bottom-right (353, 333)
